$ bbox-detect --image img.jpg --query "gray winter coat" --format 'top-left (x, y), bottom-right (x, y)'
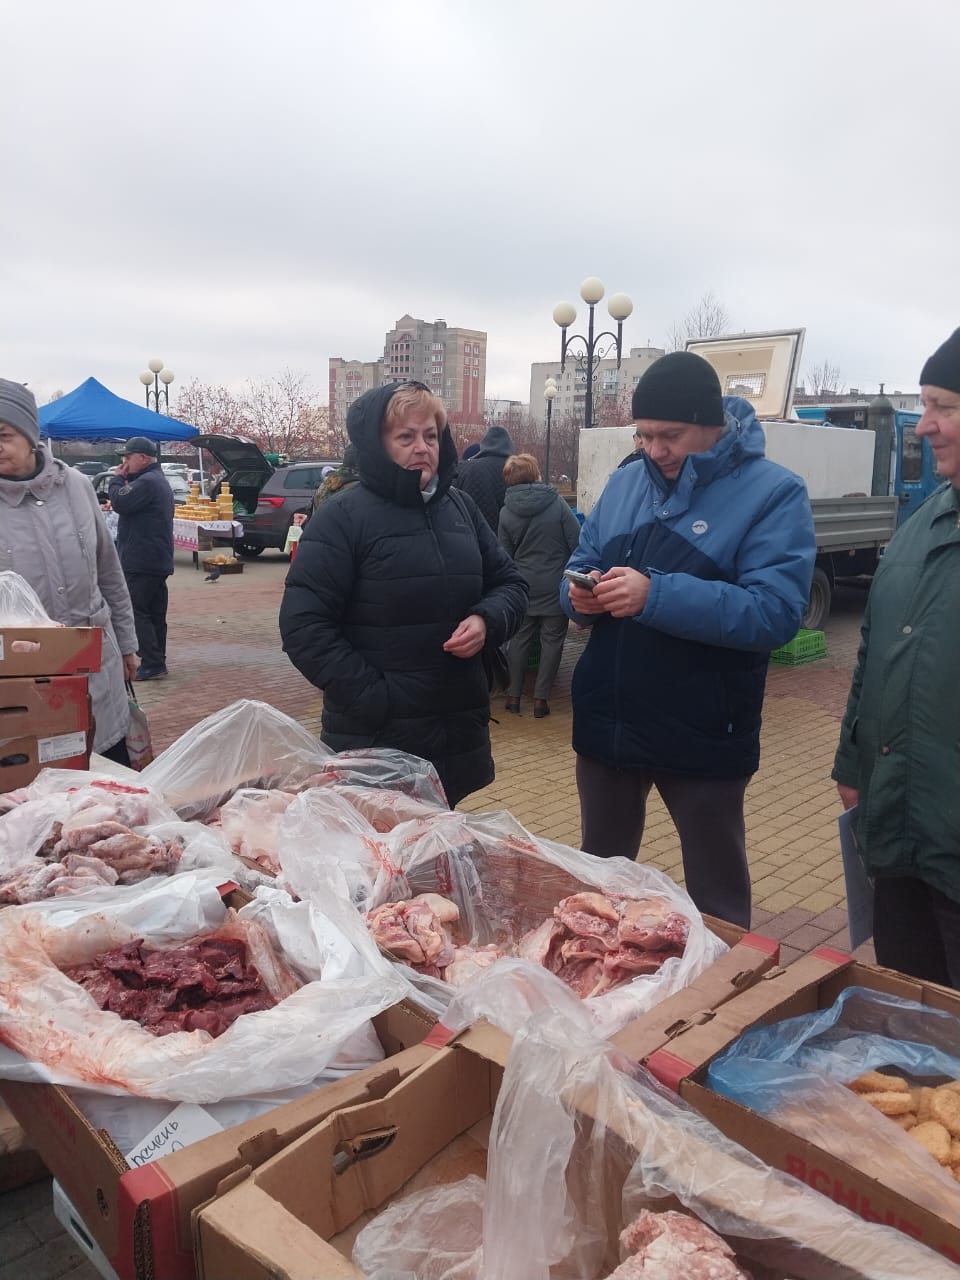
top-left (0, 450), bottom-right (138, 752)
top-left (498, 482), bottom-right (582, 615)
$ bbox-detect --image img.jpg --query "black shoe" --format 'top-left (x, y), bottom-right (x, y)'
top-left (533, 699), bottom-right (550, 719)
top-left (135, 666), bottom-right (168, 682)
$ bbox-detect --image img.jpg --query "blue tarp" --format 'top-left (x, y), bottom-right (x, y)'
top-left (38, 377), bottom-right (198, 442)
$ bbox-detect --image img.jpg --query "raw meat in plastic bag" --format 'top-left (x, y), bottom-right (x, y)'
top-left (301, 748), bottom-right (448, 808)
top-left (302, 808), bottom-right (728, 1038)
top-left (353, 1176), bottom-right (484, 1280)
top-left (0, 871), bottom-right (407, 1100)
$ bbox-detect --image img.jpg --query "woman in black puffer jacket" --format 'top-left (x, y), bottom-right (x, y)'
top-left (279, 382), bottom-right (527, 807)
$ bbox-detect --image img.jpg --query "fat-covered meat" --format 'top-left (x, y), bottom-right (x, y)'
top-left (606, 1210), bottom-right (751, 1279)
top-left (216, 788), bottom-right (296, 873)
top-left (367, 894), bottom-right (461, 977)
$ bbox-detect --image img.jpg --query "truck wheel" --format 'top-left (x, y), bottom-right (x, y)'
top-left (803, 567), bottom-right (831, 630)
top-left (236, 542), bottom-right (265, 558)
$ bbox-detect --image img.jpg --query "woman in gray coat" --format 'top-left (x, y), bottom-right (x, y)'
top-left (0, 380), bottom-right (138, 763)
top-left (498, 453), bottom-right (582, 718)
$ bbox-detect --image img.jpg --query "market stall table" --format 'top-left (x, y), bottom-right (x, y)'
top-left (172, 518), bottom-right (244, 568)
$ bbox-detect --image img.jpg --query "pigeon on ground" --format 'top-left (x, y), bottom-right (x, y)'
top-left (204, 567), bottom-right (221, 582)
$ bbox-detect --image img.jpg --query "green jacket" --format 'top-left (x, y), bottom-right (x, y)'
top-left (833, 482), bottom-right (960, 898)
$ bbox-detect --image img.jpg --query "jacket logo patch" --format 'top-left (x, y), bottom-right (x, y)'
top-left (691, 520), bottom-right (708, 535)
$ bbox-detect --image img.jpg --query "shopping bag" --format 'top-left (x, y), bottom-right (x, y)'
top-left (481, 641), bottom-right (510, 696)
top-left (125, 681), bottom-right (155, 771)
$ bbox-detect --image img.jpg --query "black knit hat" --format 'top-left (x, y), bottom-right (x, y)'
top-left (631, 351), bottom-right (724, 427)
top-left (919, 327), bottom-right (960, 395)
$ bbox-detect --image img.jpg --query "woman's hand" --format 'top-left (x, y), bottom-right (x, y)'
top-left (122, 654), bottom-right (139, 681)
top-left (443, 613), bottom-right (487, 658)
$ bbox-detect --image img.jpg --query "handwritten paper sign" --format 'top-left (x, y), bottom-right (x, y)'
top-left (125, 1102), bottom-right (224, 1168)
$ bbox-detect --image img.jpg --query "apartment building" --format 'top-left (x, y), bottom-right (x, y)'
top-left (383, 315), bottom-right (486, 425)
top-left (528, 346), bottom-right (665, 427)
top-left (328, 357), bottom-right (385, 437)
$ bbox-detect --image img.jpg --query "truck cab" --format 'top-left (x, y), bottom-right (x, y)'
top-left (795, 404), bottom-right (937, 523)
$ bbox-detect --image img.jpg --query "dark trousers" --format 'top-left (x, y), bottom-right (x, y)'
top-left (873, 876), bottom-right (960, 990)
top-left (507, 613), bottom-right (569, 701)
top-left (576, 754), bottom-right (752, 928)
top-left (99, 737), bottom-right (131, 768)
top-left (125, 573), bottom-right (168, 672)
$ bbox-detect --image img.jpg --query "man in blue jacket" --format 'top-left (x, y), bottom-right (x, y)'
top-left (109, 436), bottom-right (175, 681)
top-left (561, 352), bottom-right (815, 926)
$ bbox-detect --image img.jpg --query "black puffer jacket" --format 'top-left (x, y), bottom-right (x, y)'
top-left (280, 385), bottom-right (528, 806)
top-left (453, 425), bottom-right (514, 532)
top-left (108, 462), bottom-right (175, 577)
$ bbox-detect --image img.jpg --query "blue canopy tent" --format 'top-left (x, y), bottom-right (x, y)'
top-left (38, 377), bottom-right (198, 442)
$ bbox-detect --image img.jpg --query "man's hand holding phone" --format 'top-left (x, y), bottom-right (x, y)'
top-left (565, 566), bottom-right (651, 617)
top-left (564, 568), bottom-right (605, 614)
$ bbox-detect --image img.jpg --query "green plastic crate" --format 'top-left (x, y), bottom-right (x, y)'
top-left (770, 628), bottom-right (826, 666)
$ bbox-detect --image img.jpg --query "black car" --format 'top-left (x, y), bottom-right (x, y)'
top-left (192, 435), bottom-right (340, 555)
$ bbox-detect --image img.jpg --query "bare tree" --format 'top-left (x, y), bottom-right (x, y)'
top-left (666, 290), bottom-right (731, 351)
top-left (805, 360), bottom-right (845, 397)
top-left (174, 380), bottom-right (250, 437)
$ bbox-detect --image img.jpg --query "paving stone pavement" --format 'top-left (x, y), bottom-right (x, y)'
top-left (1, 548), bottom-right (875, 1272)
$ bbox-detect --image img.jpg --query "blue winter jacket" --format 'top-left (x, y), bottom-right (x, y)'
top-left (561, 398), bottom-right (815, 776)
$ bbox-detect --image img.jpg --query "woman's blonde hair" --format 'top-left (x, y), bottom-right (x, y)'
top-left (503, 453), bottom-right (540, 486)
top-left (384, 382), bottom-right (447, 431)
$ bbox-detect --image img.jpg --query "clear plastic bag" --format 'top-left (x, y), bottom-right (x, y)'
top-left (0, 571), bottom-right (60, 626)
top-left (0, 871), bottom-right (406, 1100)
top-left (330, 808), bottom-right (727, 1038)
top-left (707, 985), bottom-right (960, 1228)
top-left (352, 1010), bottom-right (957, 1280)
top-left (300, 748), bottom-right (448, 808)
top-left (140, 699), bottom-right (331, 820)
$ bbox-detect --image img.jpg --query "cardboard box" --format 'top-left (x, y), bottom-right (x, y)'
top-left (192, 1022), bottom-right (509, 1280)
top-left (0, 1103), bottom-right (47, 1194)
top-left (0, 999), bottom-right (436, 1280)
top-left (642, 948), bottom-right (960, 1264)
top-left (53, 1180), bottom-right (121, 1280)
top-left (192, 1003), bottom-right (953, 1280)
top-left (0, 625), bottom-right (102, 678)
top-left (0, 675), bottom-right (91, 790)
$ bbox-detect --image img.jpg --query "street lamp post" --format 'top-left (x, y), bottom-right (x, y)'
top-left (552, 277), bottom-right (633, 428)
top-left (544, 377), bottom-right (558, 482)
top-left (139, 358), bottom-right (175, 413)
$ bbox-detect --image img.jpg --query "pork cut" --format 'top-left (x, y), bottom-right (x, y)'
top-left (605, 1209), bottom-right (751, 1279)
top-left (367, 894), bottom-right (461, 976)
top-left (517, 893), bottom-right (689, 1000)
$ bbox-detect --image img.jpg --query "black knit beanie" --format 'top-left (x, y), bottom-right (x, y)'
top-left (631, 351), bottom-right (724, 427)
top-left (919, 327), bottom-right (960, 395)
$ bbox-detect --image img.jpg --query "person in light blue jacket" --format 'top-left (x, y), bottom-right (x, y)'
top-left (561, 352), bottom-right (815, 927)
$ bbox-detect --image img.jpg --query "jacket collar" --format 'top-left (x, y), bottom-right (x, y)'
top-left (0, 449), bottom-right (63, 507)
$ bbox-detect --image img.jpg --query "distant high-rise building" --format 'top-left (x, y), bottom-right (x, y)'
top-left (383, 315), bottom-right (486, 425)
top-left (328, 357), bottom-right (385, 440)
top-left (329, 316), bottom-right (487, 436)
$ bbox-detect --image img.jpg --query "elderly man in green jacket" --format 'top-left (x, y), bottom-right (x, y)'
top-left (833, 326), bottom-right (960, 987)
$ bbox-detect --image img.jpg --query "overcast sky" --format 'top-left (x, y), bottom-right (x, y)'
top-left (4, 0), bottom-right (958, 412)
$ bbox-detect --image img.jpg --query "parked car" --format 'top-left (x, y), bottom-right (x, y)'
top-left (90, 469), bottom-right (190, 505)
top-left (70, 460), bottom-right (109, 477)
top-left (191, 435), bottom-right (340, 555)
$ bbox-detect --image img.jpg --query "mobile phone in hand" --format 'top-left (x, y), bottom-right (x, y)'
top-left (564, 569), bottom-right (597, 592)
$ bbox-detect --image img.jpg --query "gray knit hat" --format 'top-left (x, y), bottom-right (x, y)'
top-left (0, 379), bottom-right (40, 448)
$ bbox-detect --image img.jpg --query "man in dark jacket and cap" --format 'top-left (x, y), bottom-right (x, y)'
top-left (280, 382), bottom-right (527, 807)
top-left (453, 424), bottom-right (515, 532)
top-left (109, 436), bottom-right (175, 680)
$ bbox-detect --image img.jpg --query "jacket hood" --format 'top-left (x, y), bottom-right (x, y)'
top-left (502, 481), bottom-right (558, 517)
top-left (477, 424), bottom-right (514, 457)
top-left (346, 383), bottom-right (460, 507)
